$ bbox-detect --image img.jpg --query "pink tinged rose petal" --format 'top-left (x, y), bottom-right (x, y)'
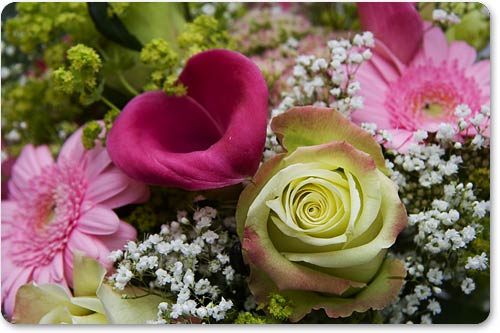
top-left (107, 49), bottom-right (269, 190)
top-left (77, 204), bottom-right (120, 235)
top-left (283, 258), bottom-right (406, 322)
top-left (357, 2), bottom-right (423, 64)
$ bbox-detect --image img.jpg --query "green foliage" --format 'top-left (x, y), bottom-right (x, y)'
top-left (53, 44), bottom-right (104, 105)
top-left (178, 15), bottom-right (235, 57)
top-left (125, 205), bottom-right (159, 235)
top-left (266, 294), bottom-right (293, 321)
top-left (233, 312), bottom-right (268, 324)
top-left (1, 77), bottom-right (82, 151)
top-left (4, 2), bottom-right (98, 54)
top-left (82, 121), bottom-right (103, 149)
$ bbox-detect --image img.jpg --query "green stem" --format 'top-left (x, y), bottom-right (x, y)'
top-left (101, 96), bottom-right (121, 112)
top-left (118, 72), bottom-right (140, 96)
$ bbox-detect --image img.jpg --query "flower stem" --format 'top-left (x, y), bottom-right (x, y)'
top-left (118, 73), bottom-right (140, 96)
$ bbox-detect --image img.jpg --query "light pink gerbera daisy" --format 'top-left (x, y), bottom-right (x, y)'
top-left (353, 3), bottom-right (490, 150)
top-left (1, 126), bottom-right (149, 318)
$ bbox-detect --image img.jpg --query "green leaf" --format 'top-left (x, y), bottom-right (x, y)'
top-left (87, 2), bottom-right (143, 51)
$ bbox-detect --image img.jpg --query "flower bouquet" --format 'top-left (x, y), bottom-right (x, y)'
top-left (1, 2), bottom-right (490, 325)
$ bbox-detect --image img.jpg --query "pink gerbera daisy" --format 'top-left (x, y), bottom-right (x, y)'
top-left (353, 3), bottom-right (490, 150)
top-left (1, 126), bottom-right (149, 318)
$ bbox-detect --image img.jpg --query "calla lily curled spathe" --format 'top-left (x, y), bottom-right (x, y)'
top-left (107, 49), bottom-right (269, 191)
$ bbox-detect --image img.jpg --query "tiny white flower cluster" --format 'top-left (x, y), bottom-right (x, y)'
top-left (382, 103), bottom-right (490, 324)
top-left (109, 206), bottom-right (239, 323)
top-left (263, 32), bottom-right (375, 161)
top-left (432, 8), bottom-right (461, 25)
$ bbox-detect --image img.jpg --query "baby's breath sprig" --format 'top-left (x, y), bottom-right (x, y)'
top-left (380, 103), bottom-right (490, 324)
top-left (109, 204), bottom-right (246, 324)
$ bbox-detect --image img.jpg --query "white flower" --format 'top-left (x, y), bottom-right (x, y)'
top-left (195, 306), bottom-right (208, 319)
top-left (348, 52), bottom-right (363, 64)
top-left (470, 113), bottom-right (485, 126)
top-left (472, 200), bottom-right (490, 218)
top-left (115, 266), bottom-right (133, 289)
top-left (427, 268), bottom-right (444, 285)
top-left (353, 34), bottom-right (364, 47)
top-left (195, 278), bottom-right (211, 295)
top-left (155, 268), bottom-right (171, 286)
top-left (436, 123), bottom-right (456, 141)
top-left (432, 9), bottom-right (448, 23)
top-left (454, 104), bottom-right (472, 118)
top-left (413, 130), bottom-right (428, 142)
top-left (311, 58), bottom-right (328, 72)
top-left (461, 277), bottom-right (476, 295)
top-left (362, 49), bottom-right (372, 60)
top-left (444, 229), bottom-right (465, 250)
top-left (222, 266), bottom-right (235, 281)
top-left (414, 285), bottom-right (432, 300)
top-left (347, 81), bottom-right (361, 95)
top-left (461, 226), bottom-right (476, 243)
top-left (293, 65), bottom-right (307, 77)
top-left (465, 252), bottom-right (488, 270)
top-left (362, 31), bottom-right (375, 47)
top-left (202, 230), bottom-right (219, 244)
top-left (427, 299), bottom-right (441, 315)
top-left (183, 269), bottom-right (195, 286)
top-left (350, 96), bottom-right (364, 110)
top-left (109, 250), bottom-right (123, 262)
top-left (432, 200), bottom-right (449, 211)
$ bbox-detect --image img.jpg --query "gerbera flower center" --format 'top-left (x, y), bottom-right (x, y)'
top-left (384, 60), bottom-right (484, 132)
top-left (11, 160), bottom-right (87, 267)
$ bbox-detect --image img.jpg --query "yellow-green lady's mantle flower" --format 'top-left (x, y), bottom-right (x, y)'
top-left (236, 107), bottom-right (408, 321)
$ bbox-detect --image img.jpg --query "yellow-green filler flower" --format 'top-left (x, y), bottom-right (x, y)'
top-left (236, 107), bottom-right (408, 321)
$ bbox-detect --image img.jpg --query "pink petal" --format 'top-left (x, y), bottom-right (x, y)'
top-left (1, 263), bottom-right (33, 319)
top-left (65, 230), bottom-right (112, 286)
top-left (448, 41), bottom-right (478, 68)
top-left (466, 60), bottom-right (490, 98)
top-left (422, 26), bottom-right (449, 65)
top-left (97, 179), bottom-right (150, 209)
top-left (357, 2), bottom-right (423, 64)
top-left (107, 49), bottom-right (268, 190)
top-left (83, 147), bottom-right (113, 180)
top-left (98, 220), bottom-right (137, 251)
top-left (8, 145), bottom-right (54, 201)
top-left (84, 170), bottom-right (130, 204)
top-left (77, 204), bottom-right (120, 235)
top-left (1, 200), bottom-right (17, 222)
top-left (58, 126), bottom-right (86, 163)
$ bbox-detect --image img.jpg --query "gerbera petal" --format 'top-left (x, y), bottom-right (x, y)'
top-left (107, 49), bottom-right (268, 190)
top-left (358, 2), bottom-right (423, 64)
top-left (2, 265), bottom-right (34, 319)
top-left (422, 26), bottom-right (449, 65)
top-left (9, 145), bottom-right (54, 200)
top-left (98, 221), bottom-right (137, 251)
top-left (466, 60), bottom-right (490, 98)
top-left (97, 179), bottom-right (150, 209)
top-left (448, 41), bottom-right (478, 68)
top-left (58, 127), bottom-right (86, 164)
top-left (77, 204), bottom-right (120, 235)
top-left (1, 200), bottom-right (17, 222)
top-left (84, 170), bottom-right (130, 205)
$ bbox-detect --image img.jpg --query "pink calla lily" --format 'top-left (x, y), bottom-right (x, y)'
top-left (107, 49), bottom-right (269, 190)
top-left (357, 2), bottom-right (424, 64)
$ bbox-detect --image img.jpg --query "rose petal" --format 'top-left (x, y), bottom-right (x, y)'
top-left (357, 2), bottom-right (423, 64)
top-left (283, 258), bottom-right (406, 322)
top-left (107, 49), bottom-right (268, 190)
top-left (271, 107), bottom-right (388, 173)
